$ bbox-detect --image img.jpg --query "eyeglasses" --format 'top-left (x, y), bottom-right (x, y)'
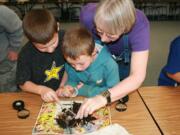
top-left (96, 27), bottom-right (120, 40)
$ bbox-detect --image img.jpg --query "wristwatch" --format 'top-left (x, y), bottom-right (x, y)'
top-left (101, 90), bottom-right (111, 105)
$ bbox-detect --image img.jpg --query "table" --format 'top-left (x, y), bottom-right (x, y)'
top-left (139, 86), bottom-right (180, 135)
top-left (110, 92), bottom-right (161, 135)
top-left (0, 91), bottom-right (160, 135)
top-left (0, 92), bottom-right (42, 135)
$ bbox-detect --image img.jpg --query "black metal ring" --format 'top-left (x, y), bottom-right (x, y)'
top-left (12, 100), bottom-right (30, 119)
top-left (12, 100), bottom-right (25, 111)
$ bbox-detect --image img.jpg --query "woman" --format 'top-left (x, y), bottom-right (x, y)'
top-left (76, 0), bottom-right (150, 119)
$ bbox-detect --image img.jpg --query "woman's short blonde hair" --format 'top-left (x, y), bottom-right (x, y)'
top-left (94, 0), bottom-right (136, 35)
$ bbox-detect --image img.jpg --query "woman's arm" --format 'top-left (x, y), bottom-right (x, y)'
top-left (110, 50), bottom-right (149, 102)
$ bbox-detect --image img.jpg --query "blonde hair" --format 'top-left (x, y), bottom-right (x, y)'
top-left (94, 0), bottom-right (136, 35)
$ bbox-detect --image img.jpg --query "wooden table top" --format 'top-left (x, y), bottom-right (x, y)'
top-left (0, 91), bottom-right (161, 135)
top-left (0, 92), bottom-right (42, 135)
top-left (110, 91), bottom-right (160, 135)
top-left (139, 86), bottom-right (180, 135)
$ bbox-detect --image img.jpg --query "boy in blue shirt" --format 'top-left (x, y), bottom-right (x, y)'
top-left (158, 36), bottom-right (180, 86)
top-left (56, 26), bottom-right (119, 97)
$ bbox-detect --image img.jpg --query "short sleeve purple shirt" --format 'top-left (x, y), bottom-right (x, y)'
top-left (80, 3), bottom-right (150, 56)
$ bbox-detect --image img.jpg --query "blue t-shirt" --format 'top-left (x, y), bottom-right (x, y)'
top-left (158, 36), bottom-right (180, 86)
top-left (65, 42), bottom-right (119, 97)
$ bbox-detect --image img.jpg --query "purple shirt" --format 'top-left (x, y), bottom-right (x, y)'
top-left (80, 3), bottom-right (150, 56)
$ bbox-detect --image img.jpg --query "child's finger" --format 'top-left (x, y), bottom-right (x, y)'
top-left (77, 82), bottom-right (83, 89)
top-left (45, 91), bottom-right (59, 102)
top-left (56, 90), bottom-right (62, 97)
top-left (51, 93), bottom-right (60, 102)
top-left (63, 90), bottom-right (72, 97)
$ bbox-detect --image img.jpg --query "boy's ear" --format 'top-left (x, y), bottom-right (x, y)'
top-left (92, 48), bottom-right (97, 57)
top-left (57, 22), bottom-right (60, 31)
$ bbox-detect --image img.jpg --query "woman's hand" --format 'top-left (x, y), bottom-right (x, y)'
top-left (75, 95), bottom-right (107, 119)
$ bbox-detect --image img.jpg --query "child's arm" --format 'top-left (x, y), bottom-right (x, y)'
top-left (56, 64), bottom-right (80, 97)
top-left (57, 71), bottom-right (72, 97)
top-left (59, 71), bottom-right (68, 87)
top-left (167, 72), bottom-right (180, 83)
top-left (20, 81), bottom-right (59, 102)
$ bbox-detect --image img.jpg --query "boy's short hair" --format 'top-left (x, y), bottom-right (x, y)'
top-left (23, 9), bottom-right (57, 44)
top-left (62, 26), bottom-right (95, 60)
top-left (95, 0), bottom-right (136, 35)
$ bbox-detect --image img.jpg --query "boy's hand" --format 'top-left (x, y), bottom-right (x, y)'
top-left (56, 85), bottom-right (75, 97)
top-left (56, 87), bottom-right (65, 97)
top-left (39, 86), bottom-right (59, 102)
top-left (76, 82), bottom-right (84, 89)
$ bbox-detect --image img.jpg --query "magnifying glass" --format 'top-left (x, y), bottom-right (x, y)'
top-left (115, 95), bottom-right (129, 112)
top-left (115, 102), bottom-right (127, 112)
top-left (12, 100), bottom-right (30, 119)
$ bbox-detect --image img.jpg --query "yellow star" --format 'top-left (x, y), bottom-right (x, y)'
top-left (44, 61), bottom-right (63, 82)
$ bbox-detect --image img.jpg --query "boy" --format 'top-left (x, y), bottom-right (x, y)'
top-left (158, 36), bottom-right (180, 86)
top-left (0, 5), bottom-right (23, 92)
top-left (57, 26), bottom-right (119, 97)
top-left (16, 9), bottom-right (65, 102)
